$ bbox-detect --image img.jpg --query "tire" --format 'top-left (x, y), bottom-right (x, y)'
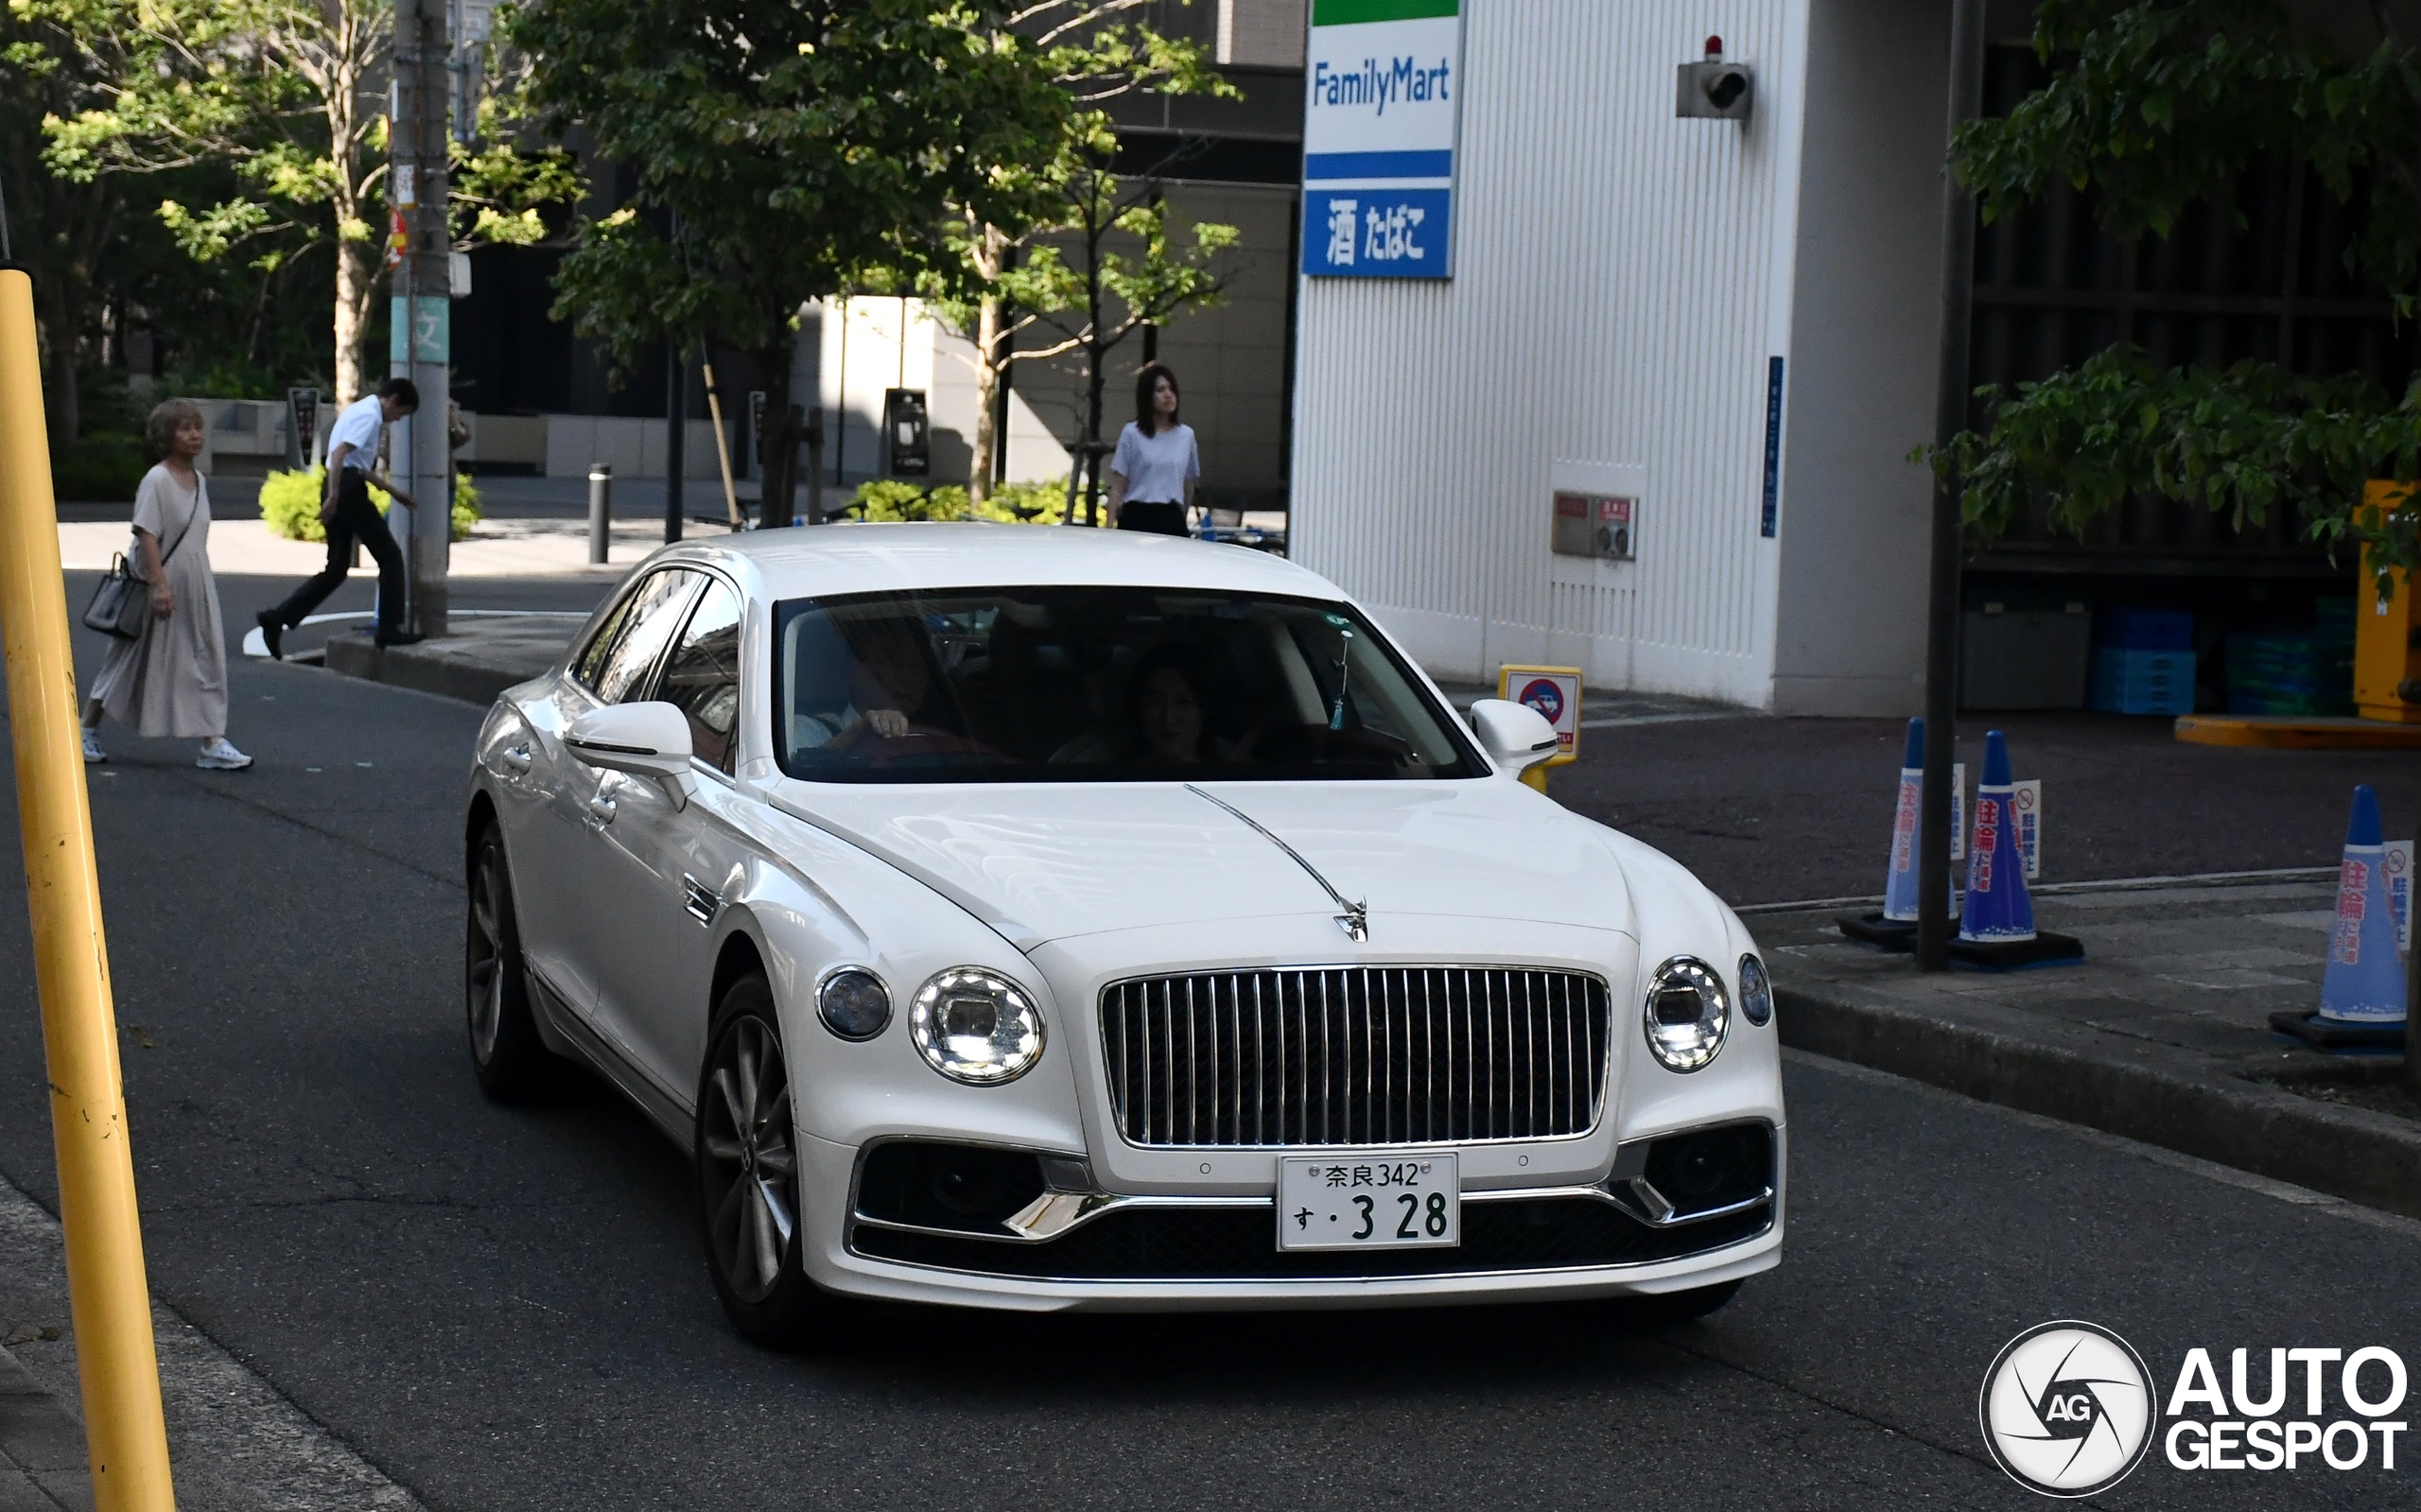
top-left (696, 975), bottom-right (836, 1347)
top-left (465, 821), bottom-right (554, 1101)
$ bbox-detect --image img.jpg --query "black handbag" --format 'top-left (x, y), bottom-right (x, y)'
top-left (80, 485), bottom-right (198, 639)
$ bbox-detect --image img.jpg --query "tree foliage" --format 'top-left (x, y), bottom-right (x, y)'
top-left (510, 0), bottom-right (1070, 518)
top-left (1937, 0), bottom-right (2421, 588)
top-left (920, 0), bottom-right (1238, 503)
top-left (24, 0), bottom-right (575, 402)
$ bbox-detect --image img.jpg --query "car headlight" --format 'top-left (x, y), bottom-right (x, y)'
top-left (1643, 956), bottom-right (1729, 1071)
top-left (911, 967), bottom-right (1045, 1085)
top-left (1737, 953), bottom-right (1773, 1027)
top-left (817, 966), bottom-right (892, 1041)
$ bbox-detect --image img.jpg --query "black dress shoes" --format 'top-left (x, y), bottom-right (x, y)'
top-left (373, 630), bottom-right (426, 649)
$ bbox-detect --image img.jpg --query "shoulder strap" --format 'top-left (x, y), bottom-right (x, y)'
top-left (155, 475), bottom-right (200, 565)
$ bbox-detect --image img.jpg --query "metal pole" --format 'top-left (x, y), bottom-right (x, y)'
top-left (588, 462), bottom-right (611, 564)
top-left (0, 269), bottom-right (176, 1511)
top-left (801, 405), bottom-right (821, 527)
top-left (1919, 0), bottom-right (1988, 971)
top-left (395, 0), bottom-right (452, 637)
top-left (664, 339), bottom-right (686, 543)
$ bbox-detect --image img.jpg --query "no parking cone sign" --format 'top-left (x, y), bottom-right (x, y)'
top-left (1883, 718), bottom-right (1925, 924)
top-left (1946, 730), bottom-right (2081, 969)
top-left (1960, 731), bottom-right (2034, 943)
top-left (2318, 785), bottom-right (2406, 1024)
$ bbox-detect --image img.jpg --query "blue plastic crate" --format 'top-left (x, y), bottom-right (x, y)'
top-left (2090, 648), bottom-right (2196, 715)
top-left (2095, 608), bottom-right (2193, 652)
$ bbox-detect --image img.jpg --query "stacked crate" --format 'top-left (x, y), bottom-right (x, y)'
top-left (2224, 600), bottom-right (2356, 716)
top-left (2089, 609), bottom-right (2196, 715)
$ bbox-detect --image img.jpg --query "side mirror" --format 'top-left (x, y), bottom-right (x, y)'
top-left (1469, 698), bottom-right (1559, 774)
top-left (566, 701), bottom-right (694, 779)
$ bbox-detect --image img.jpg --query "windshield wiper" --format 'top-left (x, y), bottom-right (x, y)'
top-left (1186, 784), bottom-right (1368, 942)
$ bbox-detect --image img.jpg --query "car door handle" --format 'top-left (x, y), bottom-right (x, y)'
top-left (588, 791), bottom-right (618, 824)
top-left (501, 743), bottom-right (533, 773)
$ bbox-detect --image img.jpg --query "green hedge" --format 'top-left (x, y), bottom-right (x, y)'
top-left (259, 466), bottom-right (483, 543)
top-left (844, 475), bottom-right (1098, 525)
top-left (52, 433), bottom-right (148, 503)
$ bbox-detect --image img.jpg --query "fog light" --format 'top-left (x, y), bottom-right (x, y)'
top-left (817, 966), bottom-right (892, 1040)
top-left (911, 967), bottom-right (1045, 1085)
top-left (1643, 956), bottom-right (1729, 1071)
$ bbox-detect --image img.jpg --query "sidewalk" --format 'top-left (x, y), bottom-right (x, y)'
top-left (60, 514), bottom-right (740, 582)
top-left (0, 1172), bottom-right (420, 1510)
top-left (1755, 875), bottom-right (2421, 1218)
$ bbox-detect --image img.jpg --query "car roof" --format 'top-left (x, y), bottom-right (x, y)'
top-left (652, 522), bottom-right (1344, 602)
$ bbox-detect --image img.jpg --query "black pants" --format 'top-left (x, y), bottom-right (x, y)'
top-left (269, 468), bottom-right (406, 636)
top-left (1117, 500), bottom-right (1188, 536)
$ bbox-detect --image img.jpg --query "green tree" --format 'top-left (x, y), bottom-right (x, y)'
top-left (30, 0), bottom-right (573, 404)
top-left (509, 0), bottom-right (1070, 522)
top-left (924, 0), bottom-right (1238, 505)
top-left (1935, 0), bottom-right (2421, 588)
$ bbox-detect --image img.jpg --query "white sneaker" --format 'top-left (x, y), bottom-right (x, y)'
top-left (81, 730), bottom-right (105, 764)
top-left (196, 738), bottom-right (253, 771)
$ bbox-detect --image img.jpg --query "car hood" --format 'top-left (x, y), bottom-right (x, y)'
top-left (766, 777), bottom-right (1639, 951)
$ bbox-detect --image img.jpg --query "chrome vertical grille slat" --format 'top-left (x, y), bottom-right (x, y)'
top-left (1100, 967), bottom-right (1611, 1148)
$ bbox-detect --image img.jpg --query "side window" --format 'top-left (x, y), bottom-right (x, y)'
top-left (658, 580), bottom-right (743, 773)
top-left (593, 569), bottom-right (704, 704)
top-left (572, 591), bottom-right (641, 690)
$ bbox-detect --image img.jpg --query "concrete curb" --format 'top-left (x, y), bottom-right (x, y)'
top-left (323, 631), bottom-right (543, 707)
top-left (1775, 982), bottom-right (2421, 1220)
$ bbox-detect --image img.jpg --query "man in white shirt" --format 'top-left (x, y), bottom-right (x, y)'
top-left (258, 377), bottom-right (424, 655)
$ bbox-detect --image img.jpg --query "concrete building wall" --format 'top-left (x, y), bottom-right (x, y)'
top-left (1768, 0), bottom-right (1950, 715)
top-left (1290, 0), bottom-right (1809, 702)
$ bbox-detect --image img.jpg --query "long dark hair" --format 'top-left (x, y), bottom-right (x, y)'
top-left (1133, 362), bottom-right (1180, 435)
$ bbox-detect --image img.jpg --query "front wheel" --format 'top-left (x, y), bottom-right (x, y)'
top-left (697, 975), bottom-right (837, 1347)
top-left (466, 821), bottom-right (554, 1101)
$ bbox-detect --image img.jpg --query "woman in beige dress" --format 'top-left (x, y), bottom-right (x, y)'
top-left (80, 399), bottom-right (253, 770)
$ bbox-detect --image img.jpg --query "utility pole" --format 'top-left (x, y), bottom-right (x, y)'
top-left (1918, 0), bottom-right (1988, 971)
top-left (392, 0), bottom-right (454, 636)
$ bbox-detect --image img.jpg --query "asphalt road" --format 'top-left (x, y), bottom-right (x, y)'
top-left (0, 577), bottom-right (2411, 1508)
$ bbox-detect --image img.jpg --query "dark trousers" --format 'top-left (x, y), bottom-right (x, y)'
top-left (269, 469), bottom-right (405, 635)
top-left (1117, 500), bottom-right (1189, 536)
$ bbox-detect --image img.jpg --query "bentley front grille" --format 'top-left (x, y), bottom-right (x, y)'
top-left (1100, 967), bottom-right (1611, 1148)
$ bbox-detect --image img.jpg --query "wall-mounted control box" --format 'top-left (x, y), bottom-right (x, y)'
top-left (1552, 491), bottom-right (1637, 561)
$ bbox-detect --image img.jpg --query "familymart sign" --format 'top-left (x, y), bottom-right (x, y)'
top-left (1301, 0), bottom-right (1461, 279)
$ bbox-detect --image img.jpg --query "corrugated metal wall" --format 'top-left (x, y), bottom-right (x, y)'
top-left (1291, 0), bottom-right (1805, 701)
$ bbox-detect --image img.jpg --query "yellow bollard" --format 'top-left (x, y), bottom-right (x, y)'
top-left (0, 269), bottom-right (177, 1508)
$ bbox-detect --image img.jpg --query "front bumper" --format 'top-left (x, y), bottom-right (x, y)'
top-left (798, 1127), bottom-right (1785, 1313)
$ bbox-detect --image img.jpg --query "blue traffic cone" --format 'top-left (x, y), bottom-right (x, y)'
top-left (1959, 730), bottom-right (2034, 943)
top-left (1881, 718), bottom-right (1925, 923)
top-left (2318, 785), bottom-right (2406, 1024)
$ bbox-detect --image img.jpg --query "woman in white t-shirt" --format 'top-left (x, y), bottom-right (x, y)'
top-left (1106, 362), bottom-right (1199, 536)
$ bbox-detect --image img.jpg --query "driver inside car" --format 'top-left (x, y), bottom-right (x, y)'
top-left (794, 619), bottom-right (940, 749)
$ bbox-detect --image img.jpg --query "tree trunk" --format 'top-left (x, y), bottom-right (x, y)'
top-left (758, 331), bottom-right (798, 527)
top-left (969, 294), bottom-right (1002, 506)
top-left (333, 237), bottom-right (371, 407)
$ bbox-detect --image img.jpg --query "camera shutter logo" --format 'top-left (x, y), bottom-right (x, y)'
top-left (1979, 1320), bottom-right (2156, 1497)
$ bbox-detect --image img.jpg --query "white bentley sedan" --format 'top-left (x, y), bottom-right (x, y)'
top-left (463, 525), bottom-right (1782, 1342)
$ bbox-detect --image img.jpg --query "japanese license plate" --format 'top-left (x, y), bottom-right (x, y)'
top-left (1276, 1154), bottom-right (1459, 1251)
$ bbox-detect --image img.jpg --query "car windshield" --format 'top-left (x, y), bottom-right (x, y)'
top-left (771, 586), bottom-right (1485, 783)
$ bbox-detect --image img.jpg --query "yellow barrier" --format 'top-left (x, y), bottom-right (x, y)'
top-left (0, 269), bottom-right (177, 1507)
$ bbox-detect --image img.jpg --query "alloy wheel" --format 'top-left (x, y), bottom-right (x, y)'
top-left (700, 1016), bottom-right (798, 1305)
top-left (467, 839), bottom-right (508, 1064)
